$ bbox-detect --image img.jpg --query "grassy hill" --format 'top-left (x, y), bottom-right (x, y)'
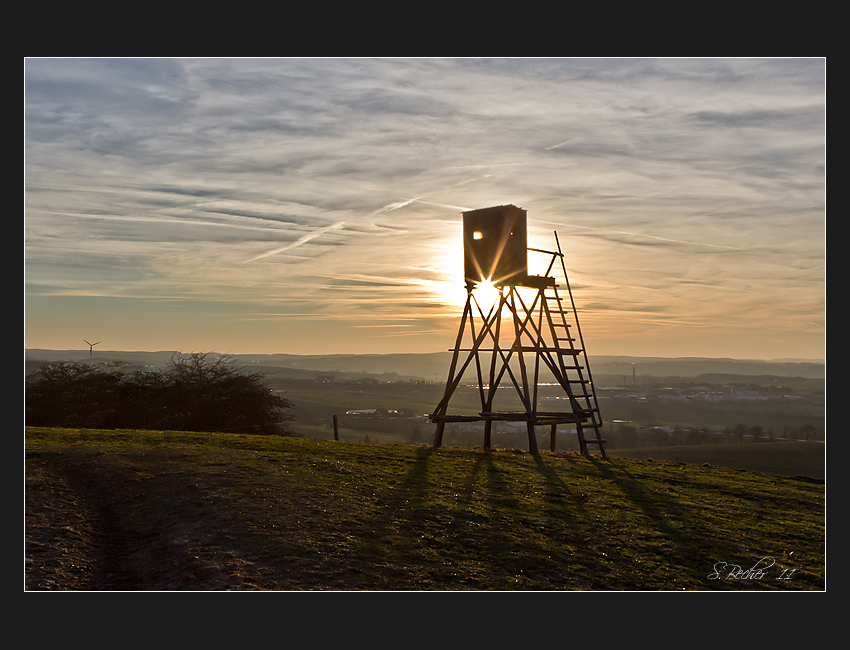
top-left (25, 427), bottom-right (825, 590)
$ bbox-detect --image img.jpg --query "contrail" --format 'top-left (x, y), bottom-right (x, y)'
top-left (544, 137), bottom-right (580, 150)
top-left (534, 220), bottom-right (745, 252)
top-left (366, 174), bottom-right (492, 219)
top-left (373, 197), bottom-right (473, 216)
top-left (371, 199), bottom-right (421, 216)
top-left (412, 199), bottom-right (473, 212)
top-left (244, 222), bottom-right (345, 263)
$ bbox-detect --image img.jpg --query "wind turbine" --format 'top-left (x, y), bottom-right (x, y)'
top-left (83, 339), bottom-right (100, 359)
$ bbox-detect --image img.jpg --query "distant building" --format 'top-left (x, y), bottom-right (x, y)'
top-left (344, 408), bottom-right (409, 417)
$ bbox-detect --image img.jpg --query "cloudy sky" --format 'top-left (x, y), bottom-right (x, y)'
top-left (24, 58), bottom-right (825, 359)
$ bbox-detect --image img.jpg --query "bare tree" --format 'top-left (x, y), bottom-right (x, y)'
top-left (26, 353), bottom-right (294, 435)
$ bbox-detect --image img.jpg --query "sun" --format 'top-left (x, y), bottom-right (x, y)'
top-left (422, 237), bottom-right (507, 311)
top-left (471, 278), bottom-right (501, 311)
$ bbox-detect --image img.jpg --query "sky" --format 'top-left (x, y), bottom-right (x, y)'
top-left (24, 58), bottom-right (826, 360)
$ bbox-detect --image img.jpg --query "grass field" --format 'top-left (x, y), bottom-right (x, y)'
top-left (608, 442), bottom-right (825, 480)
top-left (25, 427), bottom-right (825, 591)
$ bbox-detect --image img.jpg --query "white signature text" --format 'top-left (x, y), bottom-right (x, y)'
top-left (708, 556), bottom-right (796, 581)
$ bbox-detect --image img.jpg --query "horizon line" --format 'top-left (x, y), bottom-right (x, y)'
top-left (23, 348), bottom-right (825, 364)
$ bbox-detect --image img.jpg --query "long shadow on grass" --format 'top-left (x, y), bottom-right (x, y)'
top-left (343, 446), bottom-right (438, 588)
top-left (587, 458), bottom-right (756, 588)
top-left (528, 453), bottom-right (651, 589)
top-left (347, 448), bottom-right (592, 589)
top-left (479, 452), bottom-right (598, 589)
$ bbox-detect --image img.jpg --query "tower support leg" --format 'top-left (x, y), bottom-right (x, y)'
top-left (527, 422), bottom-right (539, 456)
top-left (550, 424), bottom-right (557, 451)
top-left (484, 420), bottom-right (492, 449)
top-left (576, 423), bottom-right (590, 459)
top-left (433, 421), bottom-right (445, 449)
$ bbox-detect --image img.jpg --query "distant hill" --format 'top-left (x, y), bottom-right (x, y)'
top-left (25, 349), bottom-right (825, 381)
top-left (25, 349), bottom-right (180, 377)
top-left (589, 356), bottom-right (825, 380)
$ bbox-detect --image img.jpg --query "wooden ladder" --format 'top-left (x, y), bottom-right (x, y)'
top-left (541, 233), bottom-right (607, 458)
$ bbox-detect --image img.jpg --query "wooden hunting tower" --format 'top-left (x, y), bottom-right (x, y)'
top-left (431, 205), bottom-right (606, 457)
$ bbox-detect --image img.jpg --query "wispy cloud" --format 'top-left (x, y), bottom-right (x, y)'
top-left (244, 222), bottom-right (346, 263)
